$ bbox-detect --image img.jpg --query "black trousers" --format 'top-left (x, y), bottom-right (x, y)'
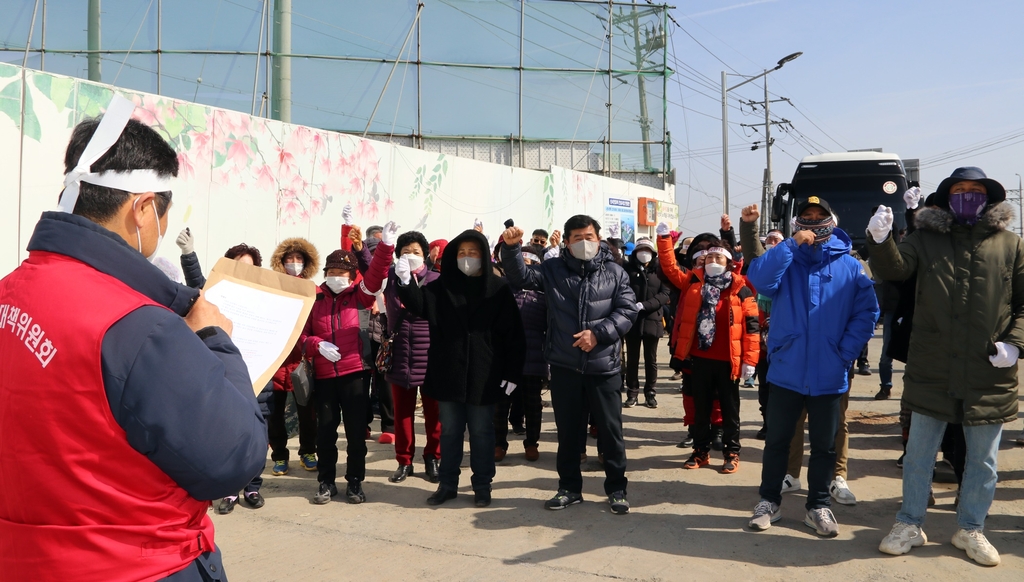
top-left (550, 366), bottom-right (627, 495)
top-left (624, 330), bottom-right (660, 399)
top-left (690, 357), bottom-right (741, 455)
top-left (367, 339), bottom-right (394, 433)
top-left (494, 375), bottom-right (544, 450)
top-left (268, 390), bottom-right (316, 462)
top-left (315, 372), bottom-right (369, 485)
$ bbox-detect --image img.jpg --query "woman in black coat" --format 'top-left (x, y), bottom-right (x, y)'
top-left (623, 237), bottom-right (671, 408)
top-left (397, 229), bottom-right (526, 508)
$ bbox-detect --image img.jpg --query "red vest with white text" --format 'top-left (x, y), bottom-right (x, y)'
top-left (0, 251), bottom-right (215, 582)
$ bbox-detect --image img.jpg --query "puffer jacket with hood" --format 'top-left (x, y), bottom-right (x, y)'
top-left (623, 241), bottom-right (670, 337)
top-left (657, 235), bottom-right (759, 380)
top-left (300, 242), bottom-right (394, 380)
top-left (868, 201), bottom-right (1024, 425)
top-left (397, 230), bottom-right (527, 405)
top-left (746, 227), bottom-right (879, 396)
top-left (501, 239), bottom-right (638, 375)
top-left (384, 262), bottom-right (439, 389)
top-left (270, 238), bottom-right (320, 392)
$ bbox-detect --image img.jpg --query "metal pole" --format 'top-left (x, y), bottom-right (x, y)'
top-left (721, 70), bottom-right (728, 214)
top-left (156, 0), bottom-right (161, 94)
top-left (271, 0), bottom-right (291, 122)
top-left (1017, 173), bottom-right (1023, 236)
top-left (606, 2), bottom-right (613, 176)
top-left (416, 4), bottom-right (422, 149)
top-left (40, 0), bottom-right (46, 70)
top-left (763, 70), bottom-right (773, 231)
top-left (518, 0), bottom-right (524, 167)
top-left (87, 0), bottom-right (101, 81)
top-left (264, 2), bottom-right (270, 117)
top-left (22, 0), bottom-right (39, 69)
top-left (251, 0), bottom-right (267, 115)
top-left (363, 2), bottom-right (422, 137)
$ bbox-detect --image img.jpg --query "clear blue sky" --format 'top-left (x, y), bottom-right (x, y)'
top-left (669, 0), bottom-right (1024, 233)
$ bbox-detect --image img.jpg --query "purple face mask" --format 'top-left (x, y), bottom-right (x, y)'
top-left (949, 191), bottom-right (987, 225)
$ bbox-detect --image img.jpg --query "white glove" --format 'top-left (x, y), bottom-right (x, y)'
top-left (635, 302), bottom-right (644, 312)
top-left (175, 228), bottom-right (194, 255)
top-left (395, 255), bottom-right (412, 285)
top-left (656, 222), bottom-right (671, 236)
top-left (501, 380), bottom-right (517, 395)
top-left (544, 246), bottom-right (561, 260)
top-left (381, 221), bottom-right (400, 247)
top-left (342, 203), bottom-right (354, 226)
top-left (988, 342), bottom-right (1020, 368)
top-left (318, 341), bottom-right (341, 362)
top-left (867, 205), bottom-right (894, 243)
top-left (741, 363), bottom-right (756, 380)
top-left (903, 186), bottom-right (923, 210)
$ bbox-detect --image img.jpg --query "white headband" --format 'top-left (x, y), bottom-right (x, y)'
top-left (522, 252), bottom-right (541, 263)
top-left (58, 95), bottom-right (174, 213)
top-left (692, 247), bottom-right (730, 260)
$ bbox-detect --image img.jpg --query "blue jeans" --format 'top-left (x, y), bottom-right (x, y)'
top-left (878, 311), bottom-right (895, 388)
top-left (438, 401), bottom-right (496, 492)
top-left (759, 384), bottom-right (841, 509)
top-left (897, 412), bottom-right (1002, 530)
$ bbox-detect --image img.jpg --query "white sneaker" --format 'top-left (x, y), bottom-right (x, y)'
top-left (879, 521), bottom-right (927, 555)
top-left (749, 499), bottom-right (781, 531)
top-left (829, 476), bottom-right (857, 505)
top-left (781, 474), bottom-right (801, 494)
top-left (951, 529), bottom-right (1000, 566)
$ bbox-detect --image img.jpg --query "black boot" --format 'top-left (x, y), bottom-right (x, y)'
top-left (424, 458), bottom-right (440, 483)
top-left (427, 485), bottom-right (457, 506)
top-left (711, 428), bottom-right (724, 451)
top-left (389, 463), bottom-right (413, 483)
top-left (677, 427), bottom-right (694, 448)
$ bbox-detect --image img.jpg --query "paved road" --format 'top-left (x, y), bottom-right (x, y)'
top-left (212, 335), bottom-right (1024, 581)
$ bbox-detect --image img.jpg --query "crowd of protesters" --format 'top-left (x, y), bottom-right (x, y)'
top-left (1, 107), bottom-right (1021, 580)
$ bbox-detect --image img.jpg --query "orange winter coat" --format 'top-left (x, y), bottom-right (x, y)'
top-left (657, 235), bottom-right (760, 380)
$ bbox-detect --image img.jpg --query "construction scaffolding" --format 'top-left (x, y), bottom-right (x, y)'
top-left (2, 0), bottom-right (672, 188)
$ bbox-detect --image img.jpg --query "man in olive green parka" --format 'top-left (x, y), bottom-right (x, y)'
top-left (867, 167), bottom-right (1023, 567)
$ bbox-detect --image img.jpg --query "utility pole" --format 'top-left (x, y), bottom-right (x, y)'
top-left (611, 5), bottom-right (664, 172)
top-left (1015, 173), bottom-right (1022, 236)
top-left (271, 0), bottom-right (291, 123)
top-left (87, 0), bottom-right (101, 82)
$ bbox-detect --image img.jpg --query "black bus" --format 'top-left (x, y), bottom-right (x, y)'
top-left (771, 152), bottom-right (911, 248)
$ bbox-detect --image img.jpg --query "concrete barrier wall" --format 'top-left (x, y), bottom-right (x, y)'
top-left (0, 63), bottom-right (675, 280)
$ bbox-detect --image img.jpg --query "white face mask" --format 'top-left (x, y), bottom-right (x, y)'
top-left (134, 198), bottom-right (165, 262)
top-left (403, 254), bottom-right (425, 272)
top-left (704, 262), bottom-right (727, 277)
top-left (569, 240), bottom-right (600, 261)
top-left (458, 256), bottom-right (481, 276)
top-left (636, 251), bottom-right (653, 264)
top-left (326, 275), bottom-right (349, 293)
top-left (284, 262), bottom-right (304, 276)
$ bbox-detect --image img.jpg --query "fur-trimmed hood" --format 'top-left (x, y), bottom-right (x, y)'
top-left (271, 237), bottom-right (320, 280)
top-left (913, 201), bottom-right (1015, 235)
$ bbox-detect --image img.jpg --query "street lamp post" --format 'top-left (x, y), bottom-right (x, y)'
top-left (721, 51), bottom-right (802, 215)
top-left (1016, 173), bottom-right (1022, 236)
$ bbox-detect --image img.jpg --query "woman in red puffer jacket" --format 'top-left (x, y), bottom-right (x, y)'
top-left (301, 222), bottom-right (397, 506)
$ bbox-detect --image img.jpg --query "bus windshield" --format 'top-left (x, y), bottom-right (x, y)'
top-left (789, 174), bottom-right (908, 246)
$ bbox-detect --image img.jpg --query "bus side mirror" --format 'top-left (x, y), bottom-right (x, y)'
top-left (771, 184), bottom-right (789, 223)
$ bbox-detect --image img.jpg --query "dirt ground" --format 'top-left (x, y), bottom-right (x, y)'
top-left (211, 335), bottom-right (1024, 581)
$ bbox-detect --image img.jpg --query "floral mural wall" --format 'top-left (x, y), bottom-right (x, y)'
top-left (0, 63), bottom-right (671, 279)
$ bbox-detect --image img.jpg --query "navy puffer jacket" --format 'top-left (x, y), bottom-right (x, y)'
top-left (502, 242), bottom-right (638, 375)
top-left (516, 288), bottom-right (549, 379)
top-left (384, 265), bottom-right (438, 389)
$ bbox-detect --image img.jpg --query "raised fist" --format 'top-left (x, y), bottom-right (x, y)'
top-left (740, 204), bottom-right (759, 224)
top-left (502, 226), bottom-right (524, 246)
top-left (720, 213), bottom-right (733, 232)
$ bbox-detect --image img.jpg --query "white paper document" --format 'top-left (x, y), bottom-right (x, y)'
top-left (204, 279), bottom-right (306, 386)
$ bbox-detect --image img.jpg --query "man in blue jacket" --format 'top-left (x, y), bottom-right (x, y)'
top-left (745, 197), bottom-right (878, 537)
top-left (500, 215), bottom-right (638, 514)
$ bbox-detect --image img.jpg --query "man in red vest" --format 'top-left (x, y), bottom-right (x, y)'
top-left (0, 97), bottom-right (268, 581)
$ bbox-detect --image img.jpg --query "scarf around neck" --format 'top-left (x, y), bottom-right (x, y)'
top-left (696, 271), bottom-right (733, 351)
